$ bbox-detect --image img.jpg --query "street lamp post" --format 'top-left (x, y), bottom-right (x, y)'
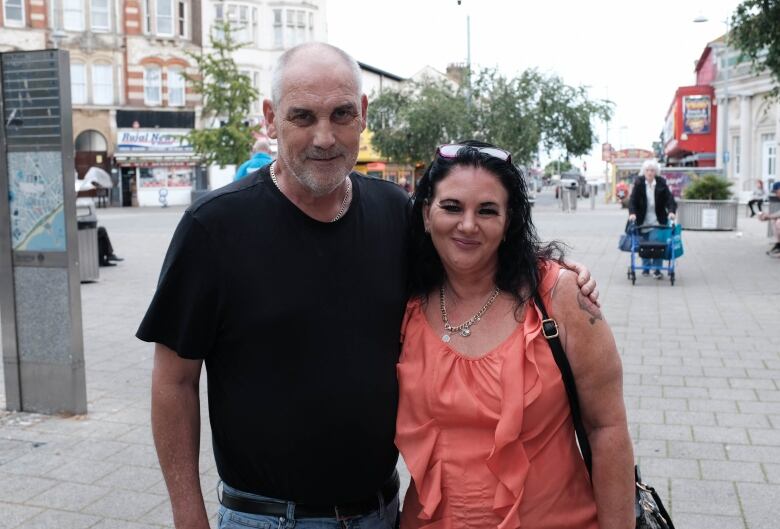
top-left (694, 15), bottom-right (732, 172)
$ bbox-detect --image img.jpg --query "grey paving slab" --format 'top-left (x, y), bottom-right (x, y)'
top-left (19, 510), bottom-right (102, 529)
top-left (0, 502), bottom-right (42, 529)
top-left (737, 483), bottom-right (780, 529)
top-left (27, 482), bottom-right (110, 512)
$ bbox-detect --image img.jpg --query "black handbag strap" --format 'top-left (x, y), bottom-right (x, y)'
top-left (532, 291), bottom-right (593, 476)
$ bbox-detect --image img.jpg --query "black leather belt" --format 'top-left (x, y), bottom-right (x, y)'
top-left (221, 470), bottom-right (399, 519)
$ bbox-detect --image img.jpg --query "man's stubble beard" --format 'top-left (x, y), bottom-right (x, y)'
top-left (279, 147), bottom-right (355, 198)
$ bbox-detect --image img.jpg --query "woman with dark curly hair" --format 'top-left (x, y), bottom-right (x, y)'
top-left (396, 142), bottom-right (634, 529)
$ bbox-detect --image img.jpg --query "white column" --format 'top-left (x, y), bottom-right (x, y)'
top-left (740, 95), bottom-right (752, 192)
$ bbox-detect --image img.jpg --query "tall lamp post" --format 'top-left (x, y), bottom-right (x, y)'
top-left (694, 15), bottom-right (731, 173)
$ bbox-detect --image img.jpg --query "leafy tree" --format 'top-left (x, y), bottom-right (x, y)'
top-left (367, 68), bottom-right (612, 166)
top-left (731, 0), bottom-right (780, 97)
top-left (367, 79), bottom-right (471, 164)
top-left (543, 159), bottom-right (573, 177)
top-left (470, 69), bottom-right (543, 164)
top-left (184, 21), bottom-right (260, 167)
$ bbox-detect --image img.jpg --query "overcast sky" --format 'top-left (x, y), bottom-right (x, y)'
top-left (327, 0), bottom-right (744, 174)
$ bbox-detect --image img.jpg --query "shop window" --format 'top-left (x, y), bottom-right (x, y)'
top-left (3, 0), bottom-right (24, 26)
top-left (71, 63), bottom-right (86, 104)
top-left (144, 66), bottom-right (162, 105)
top-left (92, 63), bottom-right (113, 105)
top-left (168, 67), bottom-right (185, 107)
top-left (90, 0), bottom-right (109, 31)
top-left (64, 0), bottom-right (84, 30)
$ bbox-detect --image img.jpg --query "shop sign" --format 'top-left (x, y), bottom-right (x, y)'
top-left (682, 95), bottom-right (711, 135)
top-left (117, 129), bottom-right (192, 152)
top-left (663, 105), bottom-right (675, 146)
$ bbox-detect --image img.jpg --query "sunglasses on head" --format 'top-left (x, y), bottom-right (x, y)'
top-left (436, 144), bottom-right (512, 164)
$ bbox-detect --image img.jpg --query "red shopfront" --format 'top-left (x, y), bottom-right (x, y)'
top-left (663, 85), bottom-right (717, 167)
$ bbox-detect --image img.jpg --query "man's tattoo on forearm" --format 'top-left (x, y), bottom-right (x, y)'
top-left (577, 291), bottom-right (603, 325)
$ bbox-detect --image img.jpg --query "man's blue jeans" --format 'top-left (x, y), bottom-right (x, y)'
top-left (218, 482), bottom-right (400, 529)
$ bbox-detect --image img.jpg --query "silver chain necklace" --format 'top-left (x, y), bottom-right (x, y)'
top-left (439, 285), bottom-right (500, 342)
top-left (269, 162), bottom-right (352, 223)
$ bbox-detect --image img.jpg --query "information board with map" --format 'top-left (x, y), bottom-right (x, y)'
top-left (2, 50), bottom-right (67, 252)
top-left (8, 151), bottom-right (65, 251)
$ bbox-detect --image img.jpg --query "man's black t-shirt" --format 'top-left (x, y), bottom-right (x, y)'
top-left (137, 166), bottom-right (409, 504)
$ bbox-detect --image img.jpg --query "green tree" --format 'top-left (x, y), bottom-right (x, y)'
top-left (367, 79), bottom-right (471, 164)
top-left (367, 68), bottom-right (612, 166)
top-left (184, 21), bottom-right (260, 167)
top-left (543, 159), bottom-right (573, 177)
top-left (537, 75), bottom-right (613, 159)
top-left (470, 69), bottom-right (543, 164)
top-left (731, 0), bottom-right (780, 97)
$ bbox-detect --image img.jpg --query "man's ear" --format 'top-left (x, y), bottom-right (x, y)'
top-left (263, 99), bottom-right (277, 139)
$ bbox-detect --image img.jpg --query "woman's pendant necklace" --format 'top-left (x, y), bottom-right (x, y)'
top-left (439, 286), bottom-right (499, 342)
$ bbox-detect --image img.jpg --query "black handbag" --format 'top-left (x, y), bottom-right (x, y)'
top-left (533, 292), bottom-right (675, 529)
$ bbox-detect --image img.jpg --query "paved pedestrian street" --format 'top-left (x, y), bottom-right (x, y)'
top-left (1, 188), bottom-right (779, 528)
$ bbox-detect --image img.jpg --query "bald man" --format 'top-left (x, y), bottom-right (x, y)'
top-left (138, 43), bottom-right (599, 529)
top-left (234, 138), bottom-right (273, 181)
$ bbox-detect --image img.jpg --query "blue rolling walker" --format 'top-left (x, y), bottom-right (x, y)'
top-left (626, 221), bottom-right (677, 286)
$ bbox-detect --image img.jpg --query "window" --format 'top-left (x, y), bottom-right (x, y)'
top-left (71, 63), bottom-right (86, 104)
top-left (64, 0), bottom-right (84, 30)
top-left (273, 9), bottom-right (282, 47)
top-left (90, 0), bottom-right (109, 31)
top-left (273, 8), bottom-right (314, 47)
top-left (156, 0), bottom-right (173, 36)
top-left (168, 67), bottom-right (185, 106)
top-left (214, 4), bottom-right (256, 44)
top-left (4, 0), bottom-right (24, 26)
top-left (144, 66), bottom-right (162, 105)
top-left (92, 64), bottom-right (113, 105)
top-left (144, 0), bottom-right (152, 32)
top-left (227, 5), bottom-right (249, 42)
top-left (732, 136), bottom-right (741, 177)
top-left (763, 133), bottom-right (777, 179)
top-left (178, 0), bottom-right (186, 37)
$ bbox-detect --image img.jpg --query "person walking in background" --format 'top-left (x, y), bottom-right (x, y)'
top-left (234, 138), bottom-right (273, 181)
top-left (758, 181), bottom-right (780, 256)
top-left (748, 180), bottom-right (766, 217)
top-left (397, 142), bottom-right (634, 529)
top-left (628, 159), bottom-right (677, 279)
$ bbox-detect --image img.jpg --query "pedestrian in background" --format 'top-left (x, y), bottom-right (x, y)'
top-left (627, 159), bottom-right (677, 279)
top-left (234, 138), bottom-right (273, 181)
top-left (748, 179), bottom-right (766, 217)
top-left (397, 141), bottom-right (633, 529)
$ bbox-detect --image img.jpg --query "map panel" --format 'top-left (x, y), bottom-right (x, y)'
top-left (8, 151), bottom-right (66, 252)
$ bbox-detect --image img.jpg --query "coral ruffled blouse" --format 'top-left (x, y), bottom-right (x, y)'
top-left (395, 262), bottom-right (598, 529)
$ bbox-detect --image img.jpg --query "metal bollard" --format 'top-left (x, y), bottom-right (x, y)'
top-left (590, 185), bottom-right (596, 210)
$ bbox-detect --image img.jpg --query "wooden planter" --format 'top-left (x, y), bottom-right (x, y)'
top-left (677, 199), bottom-right (738, 231)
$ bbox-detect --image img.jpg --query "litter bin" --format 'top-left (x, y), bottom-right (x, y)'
top-left (76, 198), bottom-right (99, 282)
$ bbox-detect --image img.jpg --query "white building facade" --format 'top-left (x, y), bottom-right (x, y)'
top-left (713, 47), bottom-right (779, 201)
